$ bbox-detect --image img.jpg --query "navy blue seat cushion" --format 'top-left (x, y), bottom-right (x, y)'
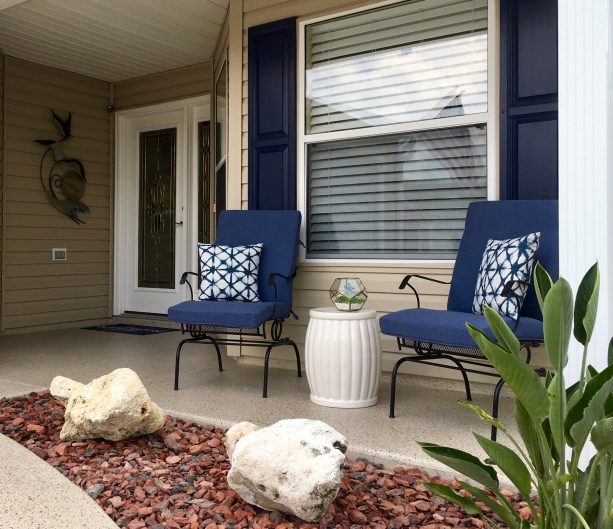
top-left (379, 308), bottom-right (543, 348)
top-left (168, 300), bottom-right (291, 328)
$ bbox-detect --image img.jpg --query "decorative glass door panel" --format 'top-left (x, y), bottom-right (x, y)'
top-left (138, 128), bottom-right (177, 289)
top-left (198, 121), bottom-right (211, 243)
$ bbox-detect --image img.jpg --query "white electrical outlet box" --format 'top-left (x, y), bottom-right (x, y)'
top-left (52, 248), bottom-right (67, 261)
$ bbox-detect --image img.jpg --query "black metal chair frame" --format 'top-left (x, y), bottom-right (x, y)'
top-left (174, 272), bottom-right (302, 398)
top-left (389, 274), bottom-right (542, 440)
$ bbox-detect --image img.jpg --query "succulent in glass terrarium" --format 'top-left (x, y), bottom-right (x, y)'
top-left (329, 278), bottom-right (367, 311)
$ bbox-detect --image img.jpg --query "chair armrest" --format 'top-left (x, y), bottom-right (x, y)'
top-left (398, 274), bottom-right (451, 309)
top-left (267, 271), bottom-right (298, 319)
top-left (500, 279), bottom-right (532, 331)
top-left (180, 271), bottom-right (200, 301)
top-left (267, 271), bottom-right (296, 285)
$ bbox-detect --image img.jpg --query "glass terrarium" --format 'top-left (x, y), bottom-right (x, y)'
top-left (329, 278), bottom-right (367, 311)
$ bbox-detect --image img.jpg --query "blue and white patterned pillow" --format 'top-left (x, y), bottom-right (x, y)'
top-left (472, 232), bottom-right (540, 320)
top-left (198, 243), bottom-right (263, 302)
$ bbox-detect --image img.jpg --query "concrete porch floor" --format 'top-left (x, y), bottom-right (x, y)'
top-left (0, 327), bottom-right (518, 476)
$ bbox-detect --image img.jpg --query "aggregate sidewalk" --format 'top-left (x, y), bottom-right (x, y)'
top-left (0, 433), bottom-right (118, 529)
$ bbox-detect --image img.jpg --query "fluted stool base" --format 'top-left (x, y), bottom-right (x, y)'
top-left (305, 308), bottom-right (381, 409)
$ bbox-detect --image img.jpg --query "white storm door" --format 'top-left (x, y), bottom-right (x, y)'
top-left (123, 109), bottom-right (187, 314)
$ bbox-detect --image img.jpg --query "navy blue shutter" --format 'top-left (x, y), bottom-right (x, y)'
top-left (248, 18), bottom-right (297, 210)
top-left (500, 0), bottom-right (558, 199)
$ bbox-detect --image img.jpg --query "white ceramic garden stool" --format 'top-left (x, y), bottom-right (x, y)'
top-left (305, 308), bottom-right (381, 408)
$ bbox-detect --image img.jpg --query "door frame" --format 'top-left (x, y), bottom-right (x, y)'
top-left (113, 95), bottom-right (210, 315)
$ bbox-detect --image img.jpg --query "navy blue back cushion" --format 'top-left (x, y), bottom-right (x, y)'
top-left (448, 200), bottom-right (558, 320)
top-left (215, 210), bottom-right (301, 306)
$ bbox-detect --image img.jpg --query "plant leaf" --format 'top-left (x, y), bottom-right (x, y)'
top-left (515, 400), bottom-right (542, 470)
top-left (566, 364), bottom-right (613, 447)
top-left (474, 433), bottom-right (532, 500)
top-left (459, 401), bottom-right (503, 430)
top-left (483, 306), bottom-right (521, 357)
top-left (467, 324), bottom-right (549, 423)
top-left (419, 442), bottom-right (499, 490)
top-left (591, 416), bottom-right (613, 451)
top-left (547, 374), bottom-right (563, 458)
top-left (534, 262), bottom-right (553, 312)
top-left (422, 483), bottom-right (484, 516)
top-left (573, 262), bottom-right (600, 346)
top-left (543, 278), bottom-right (574, 371)
top-left (460, 481), bottom-right (521, 529)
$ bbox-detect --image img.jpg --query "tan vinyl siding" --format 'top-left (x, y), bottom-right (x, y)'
top-left (236, 0), bottom-right (547, 382)
top-left (0, 52), bottom-right (4, 327)
top-left (113, 62), bottom-right (212, 110)
top-left (2, 56), bottom-right (111, 331)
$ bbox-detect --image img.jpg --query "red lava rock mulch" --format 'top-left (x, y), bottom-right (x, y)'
top-left (0, 391), bottom-right (528, 529)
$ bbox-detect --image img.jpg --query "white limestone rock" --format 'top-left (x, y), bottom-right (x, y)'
top-left (225, 421), bottom-right (259, 459)
top-left (49, 376), bottom-right (84, 405)
top-left (226, 418), bottom-right (347, 522)
top-left (50, 368), bottom-right (166, 442)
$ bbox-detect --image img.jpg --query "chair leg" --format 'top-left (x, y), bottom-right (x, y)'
top-left (440, 355), bottom-right (473, 402)
top-left (491, 378), bottom-right (506, 441)
top-left (262, 344), bottom-right (274, 398)
top-left (209, 336), bottom-right (223, 372)
top-left (174, 338), bottom-right (191, 391)
top-left (290, 340), bottom-right (302, 378)
top-left (174, 337), bottom-right (224, 390)
top-left (389, 357), bottom-right (411, 418)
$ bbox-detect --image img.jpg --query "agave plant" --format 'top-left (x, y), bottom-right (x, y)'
top-left (420, 262), bottom-right (613, 529)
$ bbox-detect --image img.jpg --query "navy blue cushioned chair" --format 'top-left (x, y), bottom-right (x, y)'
top-left (379, 200), bottom-right (558, 439)
top-left (168, 210), bottom-right (302, 397)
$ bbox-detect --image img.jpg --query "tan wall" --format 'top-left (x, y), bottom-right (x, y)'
top-left (113, 62), bottom-right (212, 110)
top-left (2, 57), bottom-right (111, 331)
top-left (235, 0), bottom-right (546, 381)
top-left (0, 53), bottom-right (4, 326)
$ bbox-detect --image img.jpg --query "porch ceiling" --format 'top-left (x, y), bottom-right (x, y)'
top-left (0, 0), bottom-right (228, 82)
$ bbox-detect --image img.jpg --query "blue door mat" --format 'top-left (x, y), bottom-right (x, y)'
top-left (82, 323), bottom-right (177, 335)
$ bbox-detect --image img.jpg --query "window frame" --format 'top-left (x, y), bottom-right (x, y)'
top-left (296, 0), bottom-right (499, 265)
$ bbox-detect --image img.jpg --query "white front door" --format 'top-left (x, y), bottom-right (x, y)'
top-left (115, 98), bottom-right (209, 315)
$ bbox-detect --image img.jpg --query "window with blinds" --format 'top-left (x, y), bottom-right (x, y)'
top-left (302, 0), bottom-right (490, 260)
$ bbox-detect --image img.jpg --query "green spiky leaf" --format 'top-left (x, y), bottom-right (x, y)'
top-left (459, 402), bottom-right (502, 430)
top-left (547, 373), bottom-right (563, 458)
top-left (423, 483), bottom-right (484, 516)
top-left (460, 481), bottom-right (521, 529)
top-left (467, 324), bottom-right (549, 423)
top-left (474, 433), bottom-right (532, 500)
top-left (534, 262), bottom-right (553, 312)
top-left (483, 306), bottom-right (521, 356)
top-left (515, 400), bottom-right (542, 470)
top-left (543, 278), bottom-right (574, 371)
top-left (573, 262), bottom-right (600, 346)
top-left (566, 363), bottom-right (613, 447)
top-left (419, 443), bottom-right (499, 490)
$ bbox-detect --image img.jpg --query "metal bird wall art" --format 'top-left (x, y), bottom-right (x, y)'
top-left (35, 109), bottom-right (89, 224)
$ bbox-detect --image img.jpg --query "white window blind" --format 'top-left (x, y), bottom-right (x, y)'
top-left (302, 0), bottom-right (491, 260)
top-left (305, 0), bottom-right (488, 134)
top-left (307, 125), bottom-right (487, 258)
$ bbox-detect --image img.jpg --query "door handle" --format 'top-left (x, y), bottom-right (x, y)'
top-left (176, 221), bottom-right (184, 226)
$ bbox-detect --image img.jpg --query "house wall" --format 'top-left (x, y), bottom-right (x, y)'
top-left (113, 62), bottom-right (212, 111)
top-left (0, 52), bottom-right (4, 326)
top-left (234, 0), bottom-right (548, 382)
top-left (1, 57), bottom-right (112, 331)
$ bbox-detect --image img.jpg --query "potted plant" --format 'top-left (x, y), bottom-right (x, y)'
top-left (420, 262), bottom-right (613, 529)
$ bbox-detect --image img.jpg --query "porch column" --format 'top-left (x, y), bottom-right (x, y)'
top-left (559, 0), bottom-right (612, 378)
